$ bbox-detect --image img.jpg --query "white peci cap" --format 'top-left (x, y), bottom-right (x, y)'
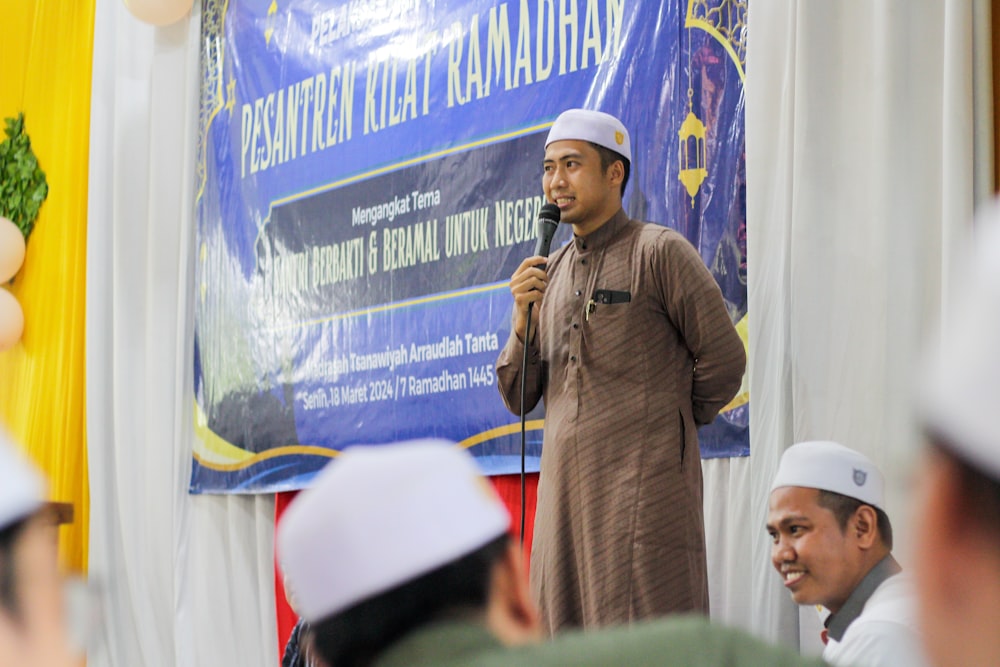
top-left (920, 201), bottom-right (1000, 481)
top-left (545, 108), bottom-right (631, 162)
top-left (770, 440), bottom-right (885, 511)
top-left (0, 426), bottom-right (44, 532)
top-left (276, 439), bottom-right (510, 623)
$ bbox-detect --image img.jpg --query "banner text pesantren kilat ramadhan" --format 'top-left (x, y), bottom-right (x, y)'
top-left (192, 0), bottom-right (749, 493)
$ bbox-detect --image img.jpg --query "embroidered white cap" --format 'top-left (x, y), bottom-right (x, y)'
top-left (276, 439), bottom-right (510, 623)
top-left (920, 201), bottom-right (1000, 481)
top-left (0, 425), bottom-right (44, 532)
top-left (770, 440), bottom-right (885, 511)
top-left (545, 108), bottom-right (631, 162)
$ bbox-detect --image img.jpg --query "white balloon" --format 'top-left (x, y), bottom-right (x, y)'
top-left (124, 0), bottom-right (194, 26)
top-left (0, 288), bottom-right (23, 351)
top-left (0, 217), bottom-right (25, 284)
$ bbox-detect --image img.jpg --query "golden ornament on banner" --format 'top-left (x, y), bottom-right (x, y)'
top-left (678, 110), bottom-right (708, 208)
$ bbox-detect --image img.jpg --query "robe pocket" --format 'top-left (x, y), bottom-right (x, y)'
top-left (585, 302), bottom-right (636, 371)
top-left (677, 407), bottom-right (698, 466)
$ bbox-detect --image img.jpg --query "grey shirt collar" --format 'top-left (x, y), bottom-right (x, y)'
top-left (824, 554), bottom-right (901, 642)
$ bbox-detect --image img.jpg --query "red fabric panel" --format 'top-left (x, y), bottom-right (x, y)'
top-left (489, 472), bottom-right (539, 564)
top-left (274, 490), bottom-right (301, 663)
top-left (273, 473), bottom-right (539, 665)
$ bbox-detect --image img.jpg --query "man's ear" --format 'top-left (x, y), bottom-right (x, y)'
top-left (606, 160), bottom-right (625, 187)
top-left (852, 505), bottom-right (879, 549)
top-left (301, 632), bottom-right (332, 667)
top-left (914, 451), bottom-right (973, 614)
top-left (0, 614), bottom-right (20, 667)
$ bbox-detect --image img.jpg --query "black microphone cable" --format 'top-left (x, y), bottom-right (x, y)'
top-left (517, 202), bottom-right (559, 546)
top-left (519, 302), bottom-right (534, 546)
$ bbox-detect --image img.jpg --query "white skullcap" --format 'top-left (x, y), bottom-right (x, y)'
top-left (277, 439), bottom-right (510, 623)
top-left (920, 201), bottom-right (1000, 481)
top-left (0, 426), bottom-right (44, 532)
top-left (545, 108), bottom-right (631, 162)
top-left (770, 441), bottom-right (885, 511)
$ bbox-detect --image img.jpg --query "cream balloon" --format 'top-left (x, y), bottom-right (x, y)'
top-left (0, 217), bottom-right (25, 283)
top-left (124, 0), bottom-right (194, 26)
top-left (0, 288), bottom-right (23, 351)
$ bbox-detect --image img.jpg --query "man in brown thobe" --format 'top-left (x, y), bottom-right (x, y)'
top-left (496, 109), bottom-right (745, 634)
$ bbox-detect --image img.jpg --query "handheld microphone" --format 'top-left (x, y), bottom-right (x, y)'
top-left (534, 203), bottom-right (561, 264)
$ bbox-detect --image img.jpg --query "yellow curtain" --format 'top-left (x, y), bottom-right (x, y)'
top-left (0, 1), bottom-right (96, 574)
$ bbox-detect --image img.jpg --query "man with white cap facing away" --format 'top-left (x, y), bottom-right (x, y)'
top-left (0, 426), bottom-right (77, 667)
top-left (277, 439), bottom-right (541, 666)
top-left (766, 440), bottom-right (928, 667)
top-left (278, 439), bottom-right (825, 667)
top-left (915, 202), bottom-right (1000, 667)
top-left (496, 108), bottom-right (745, 633)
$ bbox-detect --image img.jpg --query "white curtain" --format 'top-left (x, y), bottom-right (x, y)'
top-left (85, 1), bottom-right (277, 665)
top-left (700, 0), bottom-right (980, 653)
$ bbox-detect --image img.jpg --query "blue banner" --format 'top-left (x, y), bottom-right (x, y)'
top-left (192, 0), bottom-right (749, 493)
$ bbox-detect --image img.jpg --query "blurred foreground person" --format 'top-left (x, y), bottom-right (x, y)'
top-left (917, 205), bottom-right (1000, 667)
top-left (0, 427), bottom-right (77, 667)
top-left (278, 439), bottom-right (824, 667)
top-left (767, 441), bottom-right (928, 667)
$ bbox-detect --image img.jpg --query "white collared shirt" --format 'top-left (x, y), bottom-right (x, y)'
top-left (822, 573), bottom-right (929, 667)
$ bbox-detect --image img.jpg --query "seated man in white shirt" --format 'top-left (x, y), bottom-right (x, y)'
top-left (766, 440), bottom-right (928, 667)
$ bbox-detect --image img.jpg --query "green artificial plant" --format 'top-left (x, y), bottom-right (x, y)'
top-left (0, 113), bottom-right (48, 240)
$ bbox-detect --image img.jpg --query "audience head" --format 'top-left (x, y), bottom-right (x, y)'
top-left (916, 204), bottom-right (1000, 667)
top-left (0, 426), bottom-right (75, 667)
top-left (277, 439), bottom-right (540, 667)
top-left (766, 440), bottom-right (892, 613)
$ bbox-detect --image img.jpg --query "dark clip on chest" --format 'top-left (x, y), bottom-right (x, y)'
top-left (586, 289), bottom-right (631, 321)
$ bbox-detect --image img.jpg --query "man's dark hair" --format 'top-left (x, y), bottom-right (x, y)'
top-left (589, 142), bottom-right (630, 197)
top-left (930, 437), bottom-right (1000, 541)
top-left (308, 533), bottom-right (509, 667)
top-left (816, 489), bottom-right (894, 550)
top-left (0, 516), bottom-right (29, 619)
